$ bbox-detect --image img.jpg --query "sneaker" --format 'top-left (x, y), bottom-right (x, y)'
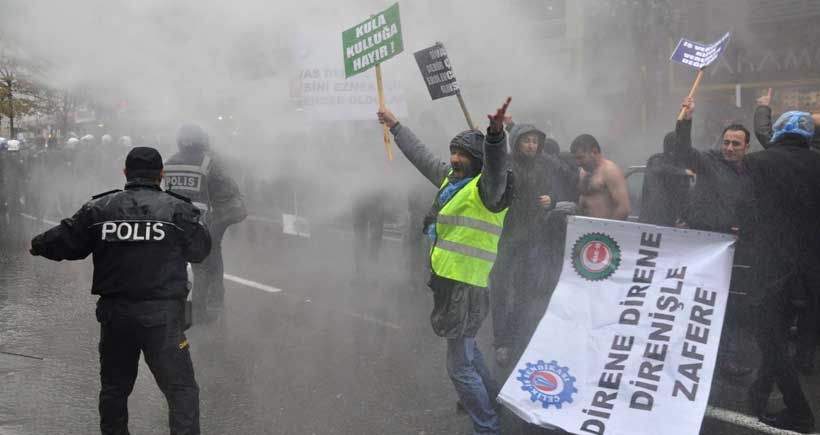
top-left (759, 409), bottom-right (815, 433)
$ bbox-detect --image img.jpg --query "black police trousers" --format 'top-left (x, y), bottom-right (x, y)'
top-left (96, 299), bottom-right (200, 435)
top-left (750, 272), bottom-right (815, 420)
top-left (192, 220), bottom-right (227, 323)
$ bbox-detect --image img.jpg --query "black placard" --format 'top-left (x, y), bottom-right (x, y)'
top-left (414, 43), bottom-right (460, 100)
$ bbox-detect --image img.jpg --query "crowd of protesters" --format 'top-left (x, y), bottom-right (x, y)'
top-left (378, 92), bottom-right (820, 434)
top-left (1, 91), bottom-right (819, 434)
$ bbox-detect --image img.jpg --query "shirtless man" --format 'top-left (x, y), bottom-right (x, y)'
top-left (570, 134), bottom-right (631, 220)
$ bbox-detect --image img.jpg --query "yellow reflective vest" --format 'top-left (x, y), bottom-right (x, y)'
top-left (430, 175), bottom-right (508, 288)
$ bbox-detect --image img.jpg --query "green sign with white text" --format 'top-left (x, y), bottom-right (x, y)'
top-left (342, 3), bottom-right (403, 78)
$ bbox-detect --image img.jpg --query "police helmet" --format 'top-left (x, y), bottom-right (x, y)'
top-left (176, 123), bottom-right (209, 150)
top-left (65, 137), bottom-right (80, 150)
top-left (7, 140), bottom-right (20, 152)
top-left (101, 134), bottom-right (113, 146)
top-left (118, 136), bottom-right (133, 148)
top-left (80, 134), bottom-right (96, 147)
top-left (772, 111), bottom-right (815, 143)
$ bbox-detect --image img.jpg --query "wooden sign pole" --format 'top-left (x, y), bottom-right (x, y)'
top-left (678, 68), bottom-right (705, 120)
top-left (375, 63), bottom-right (393, 161)
top-left (456, 91), bottom-right (476, 130)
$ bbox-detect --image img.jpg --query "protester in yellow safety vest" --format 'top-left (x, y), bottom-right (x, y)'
top-left (378, 98), bottom-right (511, 435)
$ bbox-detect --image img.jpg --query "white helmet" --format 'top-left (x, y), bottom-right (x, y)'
top-left (80, 134), bottom-right (95, 147)
top-left (7, 139), bottom-right (20, 151)
top-left (101, 134), bottom-right (113, 146)
top-left (65, 137), bottom-right (80, 150)
top-left (118, 136), bottom-right (132, 148)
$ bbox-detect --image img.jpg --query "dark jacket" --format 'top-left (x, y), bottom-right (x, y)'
top-left (165, 148), bottom-right (247, 227)
top-left (30, 180), bottom-right (211, 301)
top-left (390, 122), bottom-right (508, 338)
top-left (740, 135), bottom-right (820, 295)
top-left (497, 124), bottom-right (576, 247)
top-left (671, 119), bottom-right (749, 233)
top-left (641, 130), bottom-right (692, 226)
top-left (490, 124), bottom-right (576, 350)
top-left (753, 105), bottom-right (775, 149)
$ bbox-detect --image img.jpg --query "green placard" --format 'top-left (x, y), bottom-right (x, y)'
top-left (342, 2), bottom-right (403, 78)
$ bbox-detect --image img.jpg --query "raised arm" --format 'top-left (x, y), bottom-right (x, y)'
top-left (754, 89), bottom-right (774, 149)
top-left (672, 96), bottom-right (705, 173)
top-left (378, 108), bottom-right (449, 187)
top-left (479, 97), bottom-right (512, 212)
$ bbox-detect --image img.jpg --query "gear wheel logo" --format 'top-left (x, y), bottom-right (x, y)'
top-left (572, 233), bottom-right (621, 281)
top-left (517, 360), bottom-right (577, 409)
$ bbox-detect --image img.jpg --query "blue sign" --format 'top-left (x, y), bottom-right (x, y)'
top-left (670, 32), bottom-right (731, 69)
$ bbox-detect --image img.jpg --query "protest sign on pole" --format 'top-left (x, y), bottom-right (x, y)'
top-left (413, 42), bottom-right (475, 130)
top-left (498, 217), bottom-right (735, 435)
top-left (342, 3), bottom-right (404, 160)
top-left (670, 32), bottom-right (731, 120)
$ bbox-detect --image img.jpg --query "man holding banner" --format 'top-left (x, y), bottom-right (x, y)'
top-left (378, 98), bottom-right (512, 435)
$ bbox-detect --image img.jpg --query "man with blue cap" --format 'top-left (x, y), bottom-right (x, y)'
top-left (741, 111), bottom-right (819, 433)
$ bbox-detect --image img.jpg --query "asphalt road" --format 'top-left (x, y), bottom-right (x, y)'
top-left (0, 216), bottom-right (817, 435)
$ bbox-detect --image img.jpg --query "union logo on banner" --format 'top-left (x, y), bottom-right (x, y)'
top-left (572, 233), bottom-right (621, 281)
top-left (517, 360), bottom-right (577, 409)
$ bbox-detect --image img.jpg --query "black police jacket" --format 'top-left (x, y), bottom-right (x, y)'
top-left (164, 148), bottom-right (247, 227)
top-left (30, 179), bottom-right (212, 301)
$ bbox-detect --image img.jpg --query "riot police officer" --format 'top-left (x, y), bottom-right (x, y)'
top-left (29, 147), bottom-right (211, 435)
top-left (164, 124), bottom-right (246, 324)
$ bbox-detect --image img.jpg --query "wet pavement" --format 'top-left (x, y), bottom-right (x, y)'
top-left (1, 217), bottom-right (818, 434)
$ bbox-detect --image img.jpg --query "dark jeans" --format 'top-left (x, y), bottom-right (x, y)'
top-left (96, 299), bottom-right (200, 435)
top-left (447, 337), bottom-right (500, 435)
top-left (750, 273), bottom-right (815, 420)
top-left (192, 221), bottom-right (228, 322)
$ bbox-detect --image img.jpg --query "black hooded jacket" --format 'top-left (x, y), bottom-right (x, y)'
top-left (490, 124), bottom-right (577, 351)
top-left (497, 124), bottom-right (577, 248)
top-left (641, 130), bottom-right (691, 226)
top-left (741, 135), bottom-right (820, 291)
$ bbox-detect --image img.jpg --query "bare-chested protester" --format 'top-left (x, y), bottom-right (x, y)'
top-left (570, 134), bottom-right (631, 220)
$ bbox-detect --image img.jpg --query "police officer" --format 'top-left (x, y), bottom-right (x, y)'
top-left (164, 124), bottom-right (246, 324)
top-left (29, 147), bottom-right (211, 435)
top-left (2, 139), bottom-right (27, 232)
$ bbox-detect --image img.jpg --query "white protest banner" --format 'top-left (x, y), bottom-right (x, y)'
top-left (498, 217), bottom-right (735, 435)
top-left (291, 35), bottom-right (408, 121)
